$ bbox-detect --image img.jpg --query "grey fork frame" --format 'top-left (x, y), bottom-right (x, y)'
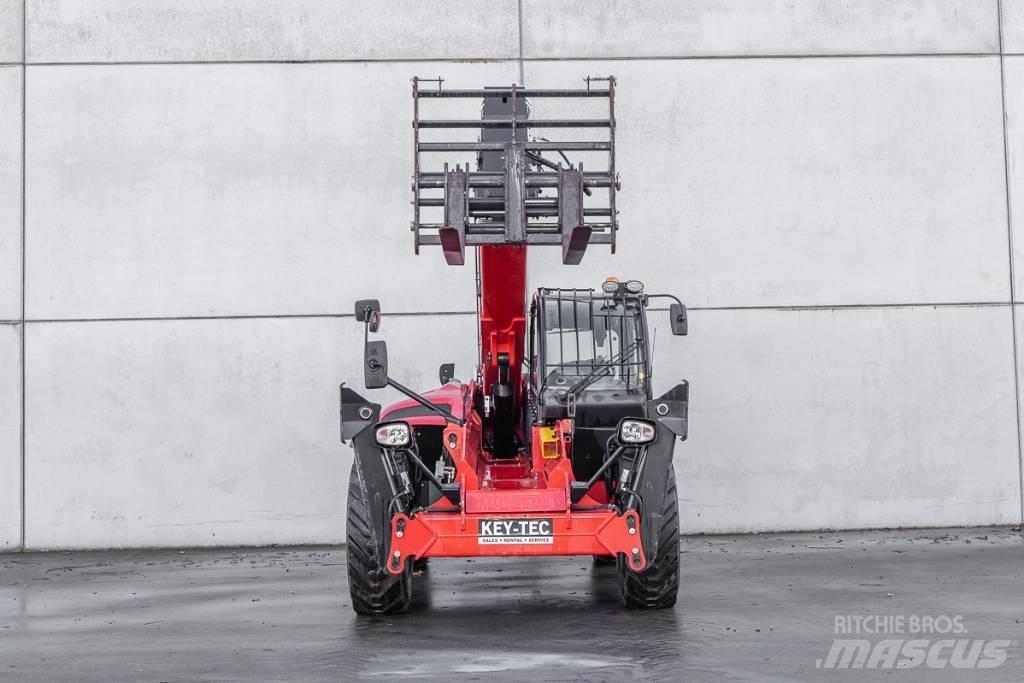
top-left (411, 77), bottom-right (621, 265)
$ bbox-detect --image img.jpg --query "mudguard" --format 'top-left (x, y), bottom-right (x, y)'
top-left (652, 381), bottom-right (688, 440)
top-left (339, 384), bottom-right (380, 443)
top-left (630, 420), bottom-right (678, 563)
top-left (349, 425), bottom-right (395, 570)
top-left (340, 385), bottom-right (392, 569)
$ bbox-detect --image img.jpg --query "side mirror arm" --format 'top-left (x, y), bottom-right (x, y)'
top-left (387, 377), bottom-right (465, 427)
top-left (645, 294), bottom-right (688, 336)
top-left (352, 299), bottom-right (464, 426)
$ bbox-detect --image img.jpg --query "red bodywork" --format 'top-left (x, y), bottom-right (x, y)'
top-left (379, 245), bottom-right (646, 573)
top-left (478, 245), bottom-right (527, 412)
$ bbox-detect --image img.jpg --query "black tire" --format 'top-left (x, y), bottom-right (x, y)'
top-left (346, 462), bottom-right (412, 615)
top-left (616, 464), bottom-right (679, 609)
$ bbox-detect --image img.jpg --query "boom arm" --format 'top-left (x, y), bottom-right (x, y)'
top-left (479, 244), bottom-right (527, 414)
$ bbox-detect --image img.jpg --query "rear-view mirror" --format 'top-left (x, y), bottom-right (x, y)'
top-left (364, 340), bottom-right (388, 389)
top-left (669, 303), bottom-right (687, 336)
top-left (355, 299), bottom-right (381, 333)
top-left (439, 363), bottom-right (455, 385)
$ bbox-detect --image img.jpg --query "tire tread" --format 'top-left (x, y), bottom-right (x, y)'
top-left (346, 462), bottom-right (412, 615)
top-left (617, 464), bottom-right (680, 609)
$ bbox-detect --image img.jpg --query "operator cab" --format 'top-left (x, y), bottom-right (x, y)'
top-left (529, 279), bottom-right (654, 480)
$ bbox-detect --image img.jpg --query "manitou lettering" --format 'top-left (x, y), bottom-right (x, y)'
top-left (478, 519), bottom-right (554, 544)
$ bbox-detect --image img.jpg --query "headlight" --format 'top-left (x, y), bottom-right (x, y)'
top-left (618, 418), bottom-right (656, 445)
top-left (602, 278), bottom-right (621, 294)
top-left (374, 421), bottom-right (411, 448)
top-left (624, 280), bottom-right (644, 294)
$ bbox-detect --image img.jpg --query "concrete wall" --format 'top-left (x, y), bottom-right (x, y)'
top-left (2, 1), bottom-right (1024, 549)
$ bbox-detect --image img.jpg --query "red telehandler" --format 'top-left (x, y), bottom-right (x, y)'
top-left (340, 77), bottom-right (689, 614)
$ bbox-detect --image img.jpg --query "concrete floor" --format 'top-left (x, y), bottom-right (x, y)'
top-left (1, 527), bottom-right (1022, 682)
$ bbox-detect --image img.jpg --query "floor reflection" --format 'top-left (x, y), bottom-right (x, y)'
top-left (346, 557), bottom-right (684, 679)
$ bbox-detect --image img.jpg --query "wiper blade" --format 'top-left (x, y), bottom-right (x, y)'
top-left (564, 339), bottom-right (641, 397)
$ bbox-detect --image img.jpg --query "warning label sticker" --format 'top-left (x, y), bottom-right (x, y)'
top-left (477, 518), bottom-right (554, 544)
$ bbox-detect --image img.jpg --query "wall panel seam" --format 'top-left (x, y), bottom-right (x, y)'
top-left (17, 53), bottom-right (1006, 68)
top-left (17, 302), bottom-right (1016, 326)
top-left (19, 0), bottom-right (26, 552)
top-left (521, 53), bottom-right (997, 62)
top-left (516, 0), bottom-right (525, 83)
top-left (25, 57), bottom-right (519, 67)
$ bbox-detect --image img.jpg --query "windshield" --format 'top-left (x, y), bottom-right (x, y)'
top-left (539, 293), bottom-right (647, 391)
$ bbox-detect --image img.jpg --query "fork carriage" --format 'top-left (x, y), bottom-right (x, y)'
top-left (411, 76), bottom-right (620, 263)
top-left (340, 78), bottom-right (690, 614)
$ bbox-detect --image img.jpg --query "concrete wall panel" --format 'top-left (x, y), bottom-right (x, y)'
top-left (0, 325), bottom-right (20, 549)
top-left (525, 58), bottom-right (1009, 308)
top-left (1014, 304), bottom-right (1024, 521)
top-left (0, 0), bottom-right (22, 63)
top-left (25, 61), bottom-right (517, 320)
top-left (1001, 0), bottom-right (1024, 54)
top-left (1000, 56), bottom-right (1024, 300)
top-left (10, 2), bottom-right (1023, 549)
top-left (667, 305), bottom-right (1020, 533)
top-left (26, 0), bottom-right (519, 63)
top-left (0, 67), bottom-right (20, 320)
top-left (23, 314), bottom-right (476, 550)
top-left (522, 0), bottom-right (998, 59)
top-left (23, 302), bottom-right (1018, 547)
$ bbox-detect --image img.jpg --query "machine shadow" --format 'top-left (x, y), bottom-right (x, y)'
top-left (343, 558), bottom-right (684, 677)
